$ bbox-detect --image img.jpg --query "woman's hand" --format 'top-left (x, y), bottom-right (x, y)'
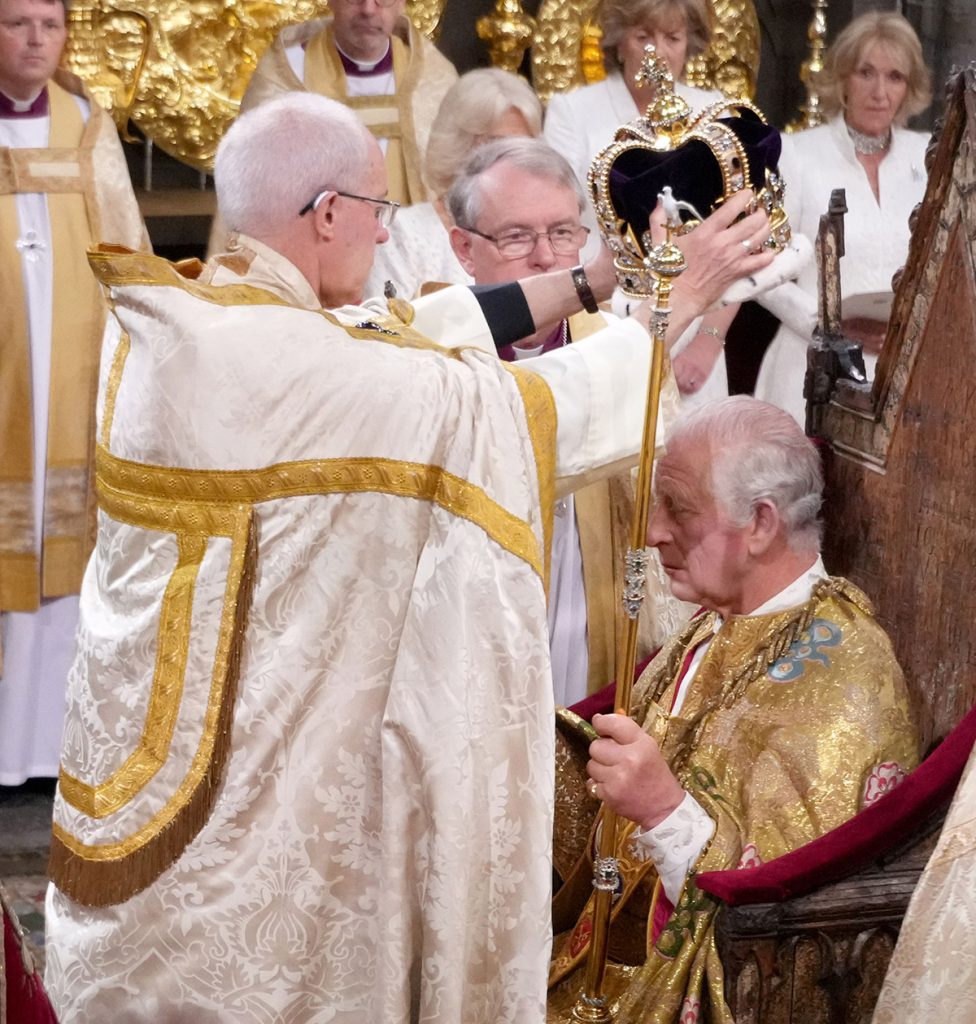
top-left (673, 330), bottom-right (724, 394)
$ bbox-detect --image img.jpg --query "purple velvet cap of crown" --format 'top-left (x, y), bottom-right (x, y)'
top-left (609, 107), bottom-right (783, 254)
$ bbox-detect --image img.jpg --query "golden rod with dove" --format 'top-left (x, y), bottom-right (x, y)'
top-left (568, 45), bottom-right (791, 1018)
top-left (569, 187), bottom-right (686, 1023)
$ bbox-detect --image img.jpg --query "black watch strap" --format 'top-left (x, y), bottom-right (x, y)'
top-left (570, 264), bottom-right (599, 314)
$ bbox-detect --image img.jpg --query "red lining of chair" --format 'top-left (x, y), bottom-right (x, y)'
top-left (695, 701), bottom-right (976, 905)
top-left (3, 905), bottom-right (59, 1023)
top-left (567, 653), bottom-right (656, 721)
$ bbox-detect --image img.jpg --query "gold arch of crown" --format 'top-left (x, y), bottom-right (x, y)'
top-left (588, 48), bottom-right (791, 298)
top-left (61, 0), bottom-right (760, 172)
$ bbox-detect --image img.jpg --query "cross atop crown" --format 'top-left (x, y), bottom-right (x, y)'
top-left (634, 45), bottom-right (692, 137)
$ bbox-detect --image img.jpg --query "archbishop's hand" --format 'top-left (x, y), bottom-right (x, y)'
top-left (583, 238), bottom-right (617, 304)
top-left (587, 712), bottom-right (685, 831)
top-left (673, 189), bottom-right (775, 311)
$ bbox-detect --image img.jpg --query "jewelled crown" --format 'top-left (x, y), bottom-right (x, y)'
top-left (588, 47), bottom-right (792, 297)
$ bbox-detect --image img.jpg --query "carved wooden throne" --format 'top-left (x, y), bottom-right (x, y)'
top-left (695, 65), bottom-right (976, 1024)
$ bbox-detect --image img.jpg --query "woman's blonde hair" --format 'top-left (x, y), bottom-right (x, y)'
top-left (818, 11), bottom-right (932, 123)
top-left (423, 68), bottom-right (543, 198)
top-left (600, 0), bottom-right (713, 73)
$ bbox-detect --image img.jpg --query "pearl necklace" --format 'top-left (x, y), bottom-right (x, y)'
top-left (847, 123), bottom-right (891, 155)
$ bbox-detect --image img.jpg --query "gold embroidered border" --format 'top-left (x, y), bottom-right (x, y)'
top-left (96, 446), bottom-right (543, 579)
top-left (505, 364), bottom-right (557, 590)
top-left (58, 532), bottom-right (206, 818)
top-left (89, 245), bottom-right (295, 310)
top-left (49, 498), bottom-right (254, 905)
top-left (99, 326), bottom-right (130, 447)
top-left (89, 245), bottom-right (463, 357)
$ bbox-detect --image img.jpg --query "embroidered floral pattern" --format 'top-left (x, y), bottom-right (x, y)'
top-left (863, 761), bottom-right (908, 806)
top-left (737, 843), bottom-right (762, 869)
top-left (767, 619), bottom-right (842, 681)
top-left (569, 917), bottom-right (592, 957)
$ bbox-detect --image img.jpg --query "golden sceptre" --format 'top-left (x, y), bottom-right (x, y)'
top-left (570, 189), bottom-right (687, 1023)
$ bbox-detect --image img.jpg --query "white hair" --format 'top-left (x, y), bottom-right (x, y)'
top-left (215, 93), bottom-right (372, 238)
top-left (668, 396), bottom-right (824, 554)
top-left (423, 68), bottom-right (543, 198)
top-left (446, 136), bottom-right (585, 231)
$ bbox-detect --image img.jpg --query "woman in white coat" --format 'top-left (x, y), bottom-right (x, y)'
top-left (545, 0), bottom-right (732, 406)
top-left (754, 12), bottom-right (932, 426)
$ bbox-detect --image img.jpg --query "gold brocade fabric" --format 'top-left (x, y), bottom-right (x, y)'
top-left (872, 736), bottom-right (976, 1023)
top-left (548, 577), bottom-right (919, 1023)
top-left (304, 26), bottom-right (419, 206)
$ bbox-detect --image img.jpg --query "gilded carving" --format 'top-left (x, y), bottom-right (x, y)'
top-left (476, 0), bottom-right (537, 74)
top-left (61, 0), bottom-right (757, 169)
top-left (786, 0), bottom-right (829, 132)
top-left (531, 0), bottom-right (760, 103)
top-left (61, 0), bottom-right (447, 172)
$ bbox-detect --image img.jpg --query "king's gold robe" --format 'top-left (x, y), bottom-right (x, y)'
top-left (549, 577), bottom-right (919, 1023)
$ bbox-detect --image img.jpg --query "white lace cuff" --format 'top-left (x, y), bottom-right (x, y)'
top-left (630, 792), bottom-right (716, 905)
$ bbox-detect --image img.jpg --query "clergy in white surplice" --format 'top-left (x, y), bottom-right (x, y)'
top-left (43, 93), bottom-right (775, 1023)
top-left (0, 0), bottom-right (148, 786)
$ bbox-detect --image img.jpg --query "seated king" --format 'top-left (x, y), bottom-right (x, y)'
top-left (547, 396), bottom-right (919, 1022)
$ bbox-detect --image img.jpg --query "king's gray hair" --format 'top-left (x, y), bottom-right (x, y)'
top-left (215, 93), bottom-right (371, 238)
top-left (446, 136), bottom-right (585, 231)
top-left (668, 396), bottom-right (824, 554)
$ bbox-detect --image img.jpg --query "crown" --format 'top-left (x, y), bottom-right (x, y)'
top-left (588, 47), bottom-right (792, 297)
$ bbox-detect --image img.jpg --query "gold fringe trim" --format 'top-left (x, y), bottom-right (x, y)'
top-left (48, 512), bottom-right (258, 907)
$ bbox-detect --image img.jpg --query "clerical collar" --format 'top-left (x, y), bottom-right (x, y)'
top-left (334, 40), bottom-right (393, 77)
top-left (0, 87), bottom-right (48, 118)
top-left (501, 318), bottom-right (568, 362)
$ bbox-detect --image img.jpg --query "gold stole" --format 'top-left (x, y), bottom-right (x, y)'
top-left (303, 26), bottom-right (425, 205)
top-left (0, 81), bottom-right (104, 612)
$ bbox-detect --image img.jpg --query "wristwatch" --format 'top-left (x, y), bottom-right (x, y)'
top-left (570, 264), bottom-right (599, 315)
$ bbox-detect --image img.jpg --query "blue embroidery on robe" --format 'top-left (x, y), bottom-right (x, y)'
top-left (767, 619), bottom-right (842, 681)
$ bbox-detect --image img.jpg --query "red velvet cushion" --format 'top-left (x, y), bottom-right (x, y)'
top-left (696, 701), bottom-right (976, 905)
top-left (4, 904), bottom-right (59, 1024)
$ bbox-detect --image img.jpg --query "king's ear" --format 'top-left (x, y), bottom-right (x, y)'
top-left (749, 498), bottom-right (782, 556)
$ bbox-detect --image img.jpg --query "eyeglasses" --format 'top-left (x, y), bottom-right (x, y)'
top-left (299, 188), bottom-right (400, 228)
top-left (464, 224), bottom-right (589, 259)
